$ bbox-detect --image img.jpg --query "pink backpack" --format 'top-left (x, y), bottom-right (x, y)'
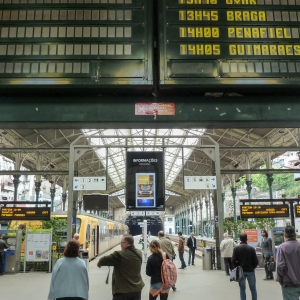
top-left (161, 252), bottom-right (177, 288)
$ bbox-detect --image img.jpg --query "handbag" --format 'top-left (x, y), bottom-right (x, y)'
top-left (267, 259), bottom-right (276, 272)
top-left (230, 266), bottom-right (244, 282)
top-left (230, 249), bottom-right (247, 283)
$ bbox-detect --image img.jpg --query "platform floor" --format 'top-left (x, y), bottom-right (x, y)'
top-left (1, 236), bottom-right (283, 300)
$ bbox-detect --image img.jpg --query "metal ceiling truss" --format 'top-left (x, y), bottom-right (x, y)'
top-left (0, 128), bottom-right (299, 207)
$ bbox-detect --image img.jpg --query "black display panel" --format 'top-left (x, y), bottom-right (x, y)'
top-left (83, 194), bottom-right (109, 211)
top-left (126, 152), bottom-right (165, 211)
top-left (0, 207), bottom-right (50, 220)
top-left (159, 0), bottom-right (300, 90)
top-left (240, 204), bottom-right (289, 218)
top-left (295, 204), bottom-right (300, 217)
top-left (0, 0), bottom-right (153, 92)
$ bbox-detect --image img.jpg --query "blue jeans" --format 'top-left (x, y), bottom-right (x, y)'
top-left (188, 248), bottom-right (195, 265)
top-left (238, 271), bottom-right (257, 300)
top-left (179, 252), bottom-right (186, 268)
top-left (282, 286), bottom-right (300, 300)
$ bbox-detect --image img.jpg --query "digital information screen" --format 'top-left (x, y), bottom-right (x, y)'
top-left (295, 204), bottom-right (300, 217)
top-left (240, 204), bottom-right (289, 218)
top-left (126, 152), bottom-right (165, 211)
top-left (160, 0), bottom-right (300, 86)
top-left (136, 173), bottom-right (156, 208)
top-left (0, 207), bottom-right (51, 220)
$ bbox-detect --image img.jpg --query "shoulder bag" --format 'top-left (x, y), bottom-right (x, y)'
top-left (230, 250), bottom-right (247, 283)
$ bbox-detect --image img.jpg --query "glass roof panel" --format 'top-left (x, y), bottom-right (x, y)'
top-left (82, 129), bottom-right (205, 191)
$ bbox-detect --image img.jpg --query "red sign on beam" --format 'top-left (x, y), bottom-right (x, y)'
top-left (135, 102), bottom-right (175, 116)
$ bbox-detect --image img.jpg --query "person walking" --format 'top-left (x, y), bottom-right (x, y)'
top-left (97, 234), bottom-right (144, 300)
top-left (220, 232), bottom-right (235, 276)
top-left (146, 240), bottom-right (170, 300)
top-left (177, 232), bottom-right (187, 269)
top-left (186, 232), bottom-right (196, 266)
top-left (48, 240), bottom-right (89, 300)
top-left (261, 229), bottom-right (274, 280)
top-left (0, 234), bottom-right (9, 275)
top-left (276, 225), bottom-right (300, 300)
top-left (158, 231), bottom-right (176, 291)
top-left (232, 233), bottom-right (258, 300)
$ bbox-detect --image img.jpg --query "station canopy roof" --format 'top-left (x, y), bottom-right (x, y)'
top-left (0, 127), bottom-right (299, 208)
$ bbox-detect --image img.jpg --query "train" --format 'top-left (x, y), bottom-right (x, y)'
top-left (9, 211), bottom-right (128, 260)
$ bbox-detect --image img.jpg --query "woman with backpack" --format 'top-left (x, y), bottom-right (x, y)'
top-left (146, 240), bottom-right (170, 300)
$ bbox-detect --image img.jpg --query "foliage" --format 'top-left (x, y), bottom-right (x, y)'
top-left (253, 218), bottom-right (275, 229)
top-left (223, 218), bottom-right (275, 238)
top-left (8, 217), bottom-right (67, 247)
top-left (41, 217), bottom-right (67, 247)
top-left (234, 177), bottom-right (246, 189)
top-left (225, 167), bottom-right (300, 197)
top-left (251, 172), bottom-right (300, 196)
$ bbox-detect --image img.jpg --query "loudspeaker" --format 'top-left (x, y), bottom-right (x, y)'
top-left (83, 194), bottom-right (109, 211)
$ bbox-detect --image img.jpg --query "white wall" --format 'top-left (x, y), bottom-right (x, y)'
top-left (164, 215), bottom-right (175, 234)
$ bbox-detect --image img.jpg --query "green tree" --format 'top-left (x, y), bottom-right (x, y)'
top-left (223, 218), bottom-right (275, 238)
top-left (254, 218), bottom-right (275, 229)
top-left (41, 217), bottom-right (67, 249)
top-left (251, 173), bottom-right (269, 191)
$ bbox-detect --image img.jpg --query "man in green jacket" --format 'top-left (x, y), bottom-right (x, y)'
top-left (97, 234), bottom-right (145, 300)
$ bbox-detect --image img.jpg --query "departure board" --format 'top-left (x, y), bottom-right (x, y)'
top-left (240, 204), bottom-right (289, 218)
top-left (159, 0), bottom-right (300, 89)
top-left (0, 0), bottom-right (152, 90)
top-left (295, 204), bottom-right (300, 217)
top-left (0, 207), bottom-right (50, 220)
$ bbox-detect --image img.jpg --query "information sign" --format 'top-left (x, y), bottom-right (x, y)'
top-left (184, 176), bottom-right (217, 189)
top-left (240, 204), bottom-right (289, 218)
top-left (131, 211), bottom-right (160, 216)
top-left (73, 176), bottom-right (106, 191)
top-left (0, 207), bottom-right (50, 220)
top-left (24, 229), bottom-right (52, 273)
top-left (159, 0), bottom-right (300, 88)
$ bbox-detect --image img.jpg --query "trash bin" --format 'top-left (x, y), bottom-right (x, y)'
top-left (81, 250), bottom-right (89, 272)
top-left (202, 247), bottom-right (212, 270)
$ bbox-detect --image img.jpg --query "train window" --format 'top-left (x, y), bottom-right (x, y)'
top-left (76, 218), bottom-right (81, 232)
top-left (86, 224), bottom-right (90, 248)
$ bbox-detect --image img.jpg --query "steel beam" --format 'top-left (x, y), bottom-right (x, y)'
top-left (0, 146), bottom-right (298, 153)
top-left (221, 169), bottom-right (300, 174)
top-left (0, 170), bottom-right (68, 175)
top-left (0, 96), bottom-right (300, 129)
top-left (0, 148), bottom-right (69, 153)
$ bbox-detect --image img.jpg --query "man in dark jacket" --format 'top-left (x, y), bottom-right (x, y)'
top-left (177, 232), bottom-right (187, 269)
top-left (97, 234), bottom-right (145, 300)
top-left (186, 232), bottom-right (196, 266)
top-left (232, 233), bottom-right (258, 300)
top-left (0, 234), bottom-right (9, 275)
top-left (261, 229), bottom-right (274, 280)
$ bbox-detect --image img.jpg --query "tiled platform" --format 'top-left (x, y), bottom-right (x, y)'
top-left (1, 236), bottom-right (282, 300)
